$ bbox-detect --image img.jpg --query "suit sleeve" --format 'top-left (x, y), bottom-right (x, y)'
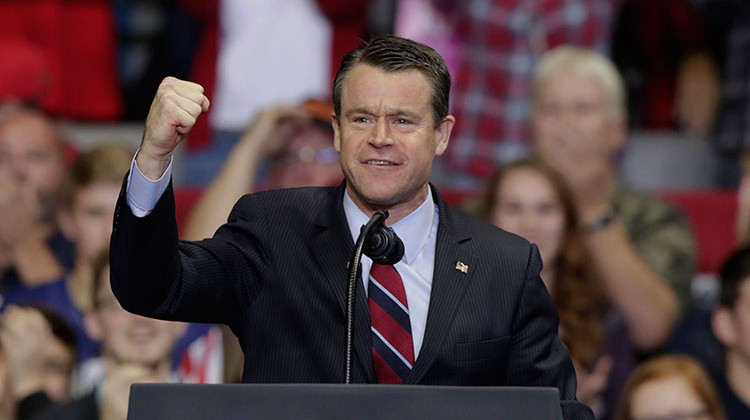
top-left (109, 175), bottom-right (265, 325)
top-left (505, 244), bottom-right (595, 420)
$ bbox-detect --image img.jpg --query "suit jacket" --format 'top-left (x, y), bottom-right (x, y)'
top-left (110, 180), bottom-right (594, 419)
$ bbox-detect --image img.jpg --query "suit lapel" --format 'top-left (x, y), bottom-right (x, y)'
top-left (310, 187), bottom-right (351, 316)
top-left (309, 185), bottom-right (376, 383)
top-left (406, 187), bottom-right (476, 384)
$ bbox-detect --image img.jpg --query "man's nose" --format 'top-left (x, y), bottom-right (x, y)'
top-left (369, 119), bottom-right (393, 147)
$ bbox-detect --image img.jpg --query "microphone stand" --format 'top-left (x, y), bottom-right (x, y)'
top-left (344, 209), bottom-right (403, 384)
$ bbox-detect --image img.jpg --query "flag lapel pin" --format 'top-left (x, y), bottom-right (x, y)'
top-left (455, 261), bottom-right (468, 274)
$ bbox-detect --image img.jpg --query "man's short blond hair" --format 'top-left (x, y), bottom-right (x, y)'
top-left (58, 142), bottom-right (133, 209)
top-left (532, 46), bottom-right (627, 122)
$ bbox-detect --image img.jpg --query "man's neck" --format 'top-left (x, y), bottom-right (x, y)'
top-left (726, 350), bottom-right (750, 406)
top-left (346, 185), bottom-right (430, 225)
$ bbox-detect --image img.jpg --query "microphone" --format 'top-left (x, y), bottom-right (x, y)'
top-left (344, 209), bottom-right (404, 384)
top-left (362, 210), bottom-right (404, 265)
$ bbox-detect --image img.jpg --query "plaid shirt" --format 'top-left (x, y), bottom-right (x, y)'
top-left (437, 0), bottom-right (620, 179)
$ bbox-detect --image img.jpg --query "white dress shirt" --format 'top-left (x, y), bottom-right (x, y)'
top-left (343, 188), bottom-right (438, 359)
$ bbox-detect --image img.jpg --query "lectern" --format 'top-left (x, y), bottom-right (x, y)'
top-left (128, 383), bottom-right (564, 420)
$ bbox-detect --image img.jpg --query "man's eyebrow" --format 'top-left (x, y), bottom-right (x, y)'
top-left (345, 107), bottom-right (421, 119)
top-left (345, 106), bottom-right (373, 117)
top-left (387, 108), bottom-right (421, 119)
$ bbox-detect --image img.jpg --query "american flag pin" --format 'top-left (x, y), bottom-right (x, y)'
top-left (455, 261), bottom-right (468, 274)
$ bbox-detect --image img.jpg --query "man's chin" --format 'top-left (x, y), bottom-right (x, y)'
top-left (360, 191), bottom-right (402, 209)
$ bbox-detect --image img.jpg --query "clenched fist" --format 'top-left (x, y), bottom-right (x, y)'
top-left (137, 77), bottom-right (210, 180)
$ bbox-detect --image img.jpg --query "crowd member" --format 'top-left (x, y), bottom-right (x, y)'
top-left (182, 99), bottom-right (342, 241)
top-left (529, 46), bottom-right (697, 418)
top-left (0, 105), bottom-right (72, 291)
top-left (688, 0), bottom-right (750, 186)
top-left (614, 355), bottom-right (726, 420)
top-left (431, 0), bottom-right (620, 185)
top-left (2, 144), bottom-right (133, 367)
top-left (177, 0), bottom-right (371, 186)
top-left (19, 252), bottom-right (185, 420)
top-left (2, 142), bottom-right (224, 389)
top-left (611, 0), bottom-right (719, 135)
top-left (56, 144), bottom-right (132, 316)
top-left (0, 304), bottom-right (76, 417)
top-left (531, 46), bottom-right (695, 351)
top-left (478, 157), bottom-right (610, 416)
top-left (110, 36), bottom-right (593, 418)
top-left (710, 246), bottom-right (750, 418)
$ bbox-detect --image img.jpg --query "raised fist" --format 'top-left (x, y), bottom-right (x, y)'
top-left (138, 77), bottom-right (210, 179)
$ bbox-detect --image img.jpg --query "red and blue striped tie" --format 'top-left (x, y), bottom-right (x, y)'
top-left (368, 262), bottom-right (414, 384)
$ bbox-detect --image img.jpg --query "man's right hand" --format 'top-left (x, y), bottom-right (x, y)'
top-left (137, 77), bottom-right (210, 180)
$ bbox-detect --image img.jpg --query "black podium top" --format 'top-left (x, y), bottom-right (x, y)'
top-left (128, 383), bottom-right (564, 420)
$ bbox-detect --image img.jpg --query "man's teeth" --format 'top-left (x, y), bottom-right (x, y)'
top-left (367, 160), bottom-right (393, 165)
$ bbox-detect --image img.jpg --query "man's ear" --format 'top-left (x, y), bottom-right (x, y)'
top-left (332, 114), bottom-right (341, 153)
top-left (84, 310), bottom-right (103, 342)
top-left (434, 115), bottom-right (455, 156)
top-left (712, 307), bottom-right (738, 347)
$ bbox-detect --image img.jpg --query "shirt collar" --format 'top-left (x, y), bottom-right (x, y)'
top-left (343, 186), bottom-right (435, 265)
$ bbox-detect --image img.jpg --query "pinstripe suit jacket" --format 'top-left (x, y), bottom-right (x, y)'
top-left (110, 180), bottom-right (593, 419)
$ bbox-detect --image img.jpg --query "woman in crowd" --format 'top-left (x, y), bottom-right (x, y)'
top-left (614, 354), bottom-right (725, 420)
top-left (477, 157), bottom-right (611, 416)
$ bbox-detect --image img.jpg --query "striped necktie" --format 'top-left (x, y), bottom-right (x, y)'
top-left (368, 262), bottom-right (414, 384)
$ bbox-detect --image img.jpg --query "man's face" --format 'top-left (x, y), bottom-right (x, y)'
top-left (0, 112), bottom-right (65, 199)
top-left (89, 268), bottom-right (183, 366)
top-left (333, 64), bottom-right (453, 218)
top-left (531, 70), bottom-right (624, 186)
top-left (65, 182), bottom-right (120, 264)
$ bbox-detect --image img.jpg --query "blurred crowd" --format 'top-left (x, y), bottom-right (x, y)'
top-left (1, 0), bottom-right (750, 419)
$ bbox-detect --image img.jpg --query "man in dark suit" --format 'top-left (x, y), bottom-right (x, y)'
top-left (110, 35), bottom-right (593, 419)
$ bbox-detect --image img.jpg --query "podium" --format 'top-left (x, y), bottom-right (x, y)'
top-left (128, 383), bottom-right (564, 420)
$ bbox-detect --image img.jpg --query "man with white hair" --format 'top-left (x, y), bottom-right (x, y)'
top-left (531, 45), bottom-right (696, 417)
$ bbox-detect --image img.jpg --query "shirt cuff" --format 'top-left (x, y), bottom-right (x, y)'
top-left (126, 150), bottom-right (172, 217)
